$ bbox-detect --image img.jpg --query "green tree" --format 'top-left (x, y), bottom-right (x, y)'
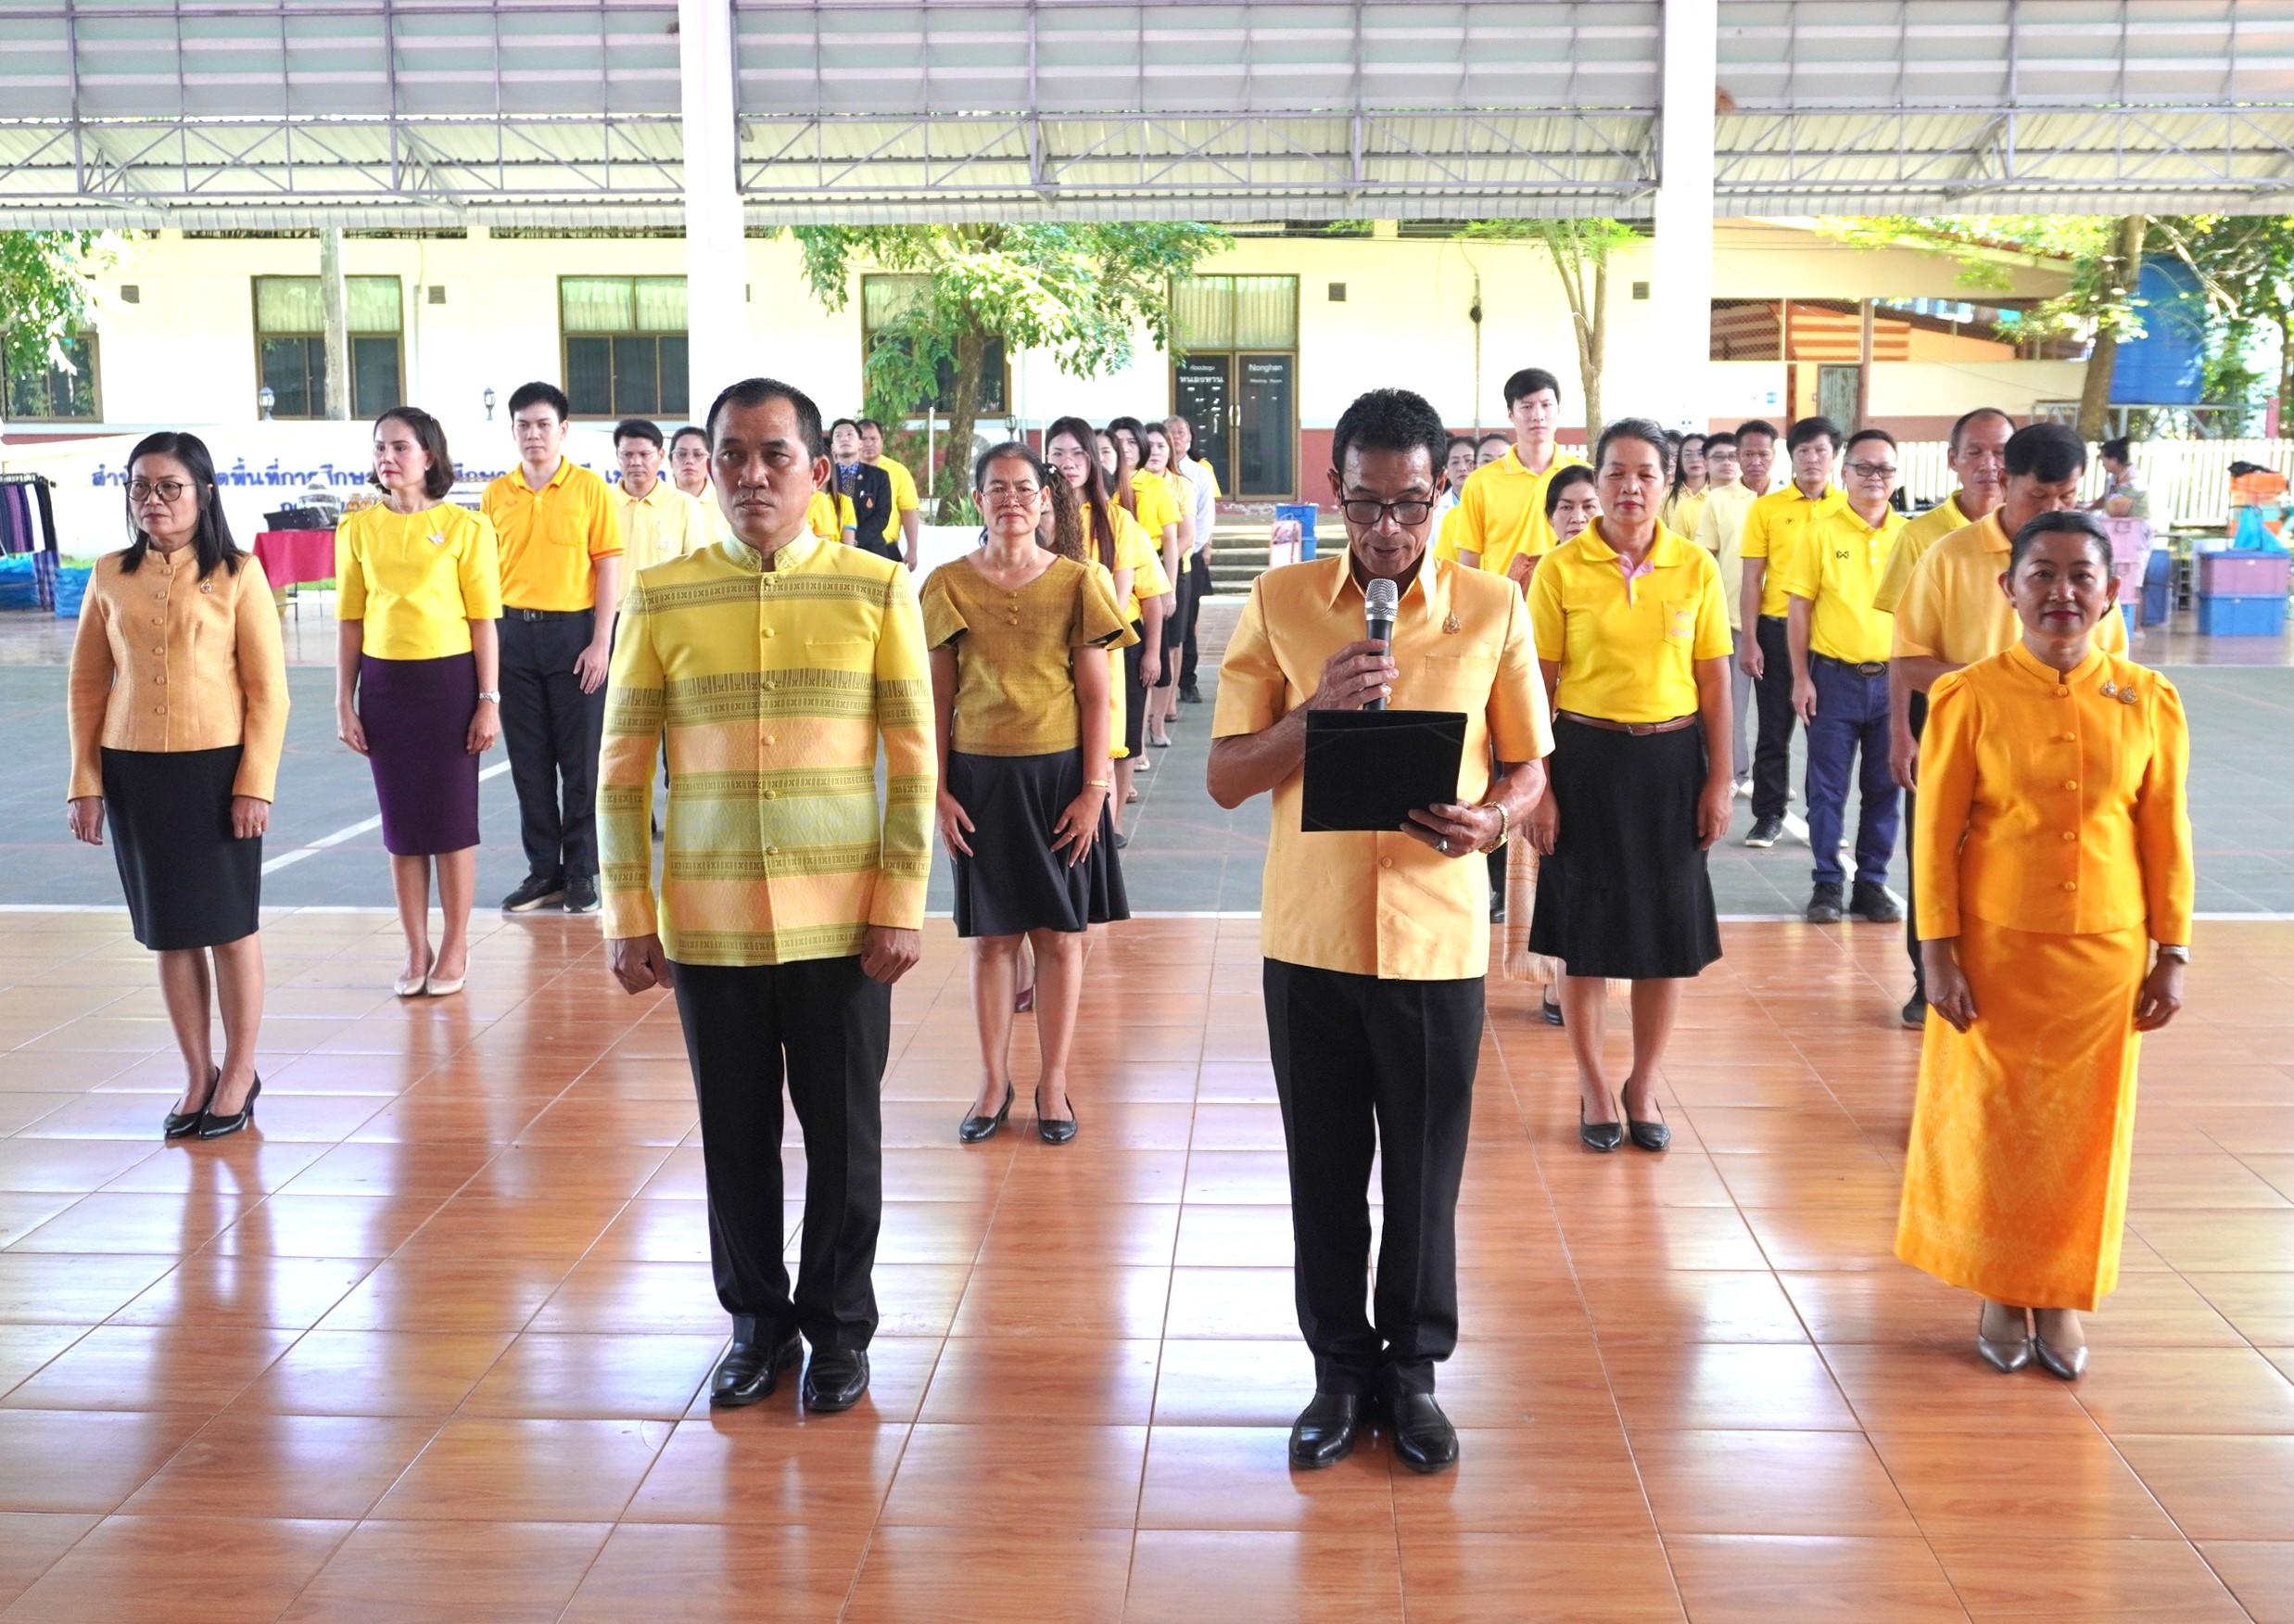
top-left (2156, 215), bottom-right (2294, 430)
top-left (1, 230), bottom-right (109, 407)
top-left (788, 223), bottom-right (1229, 510)
top-left (1461, 219), bottom-right (1641, 434)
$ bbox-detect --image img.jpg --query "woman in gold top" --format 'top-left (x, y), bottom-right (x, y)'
top-left (925, 444), bottom-right (1134, 1145)
top-left (1897, 511), bottom-right (2192, 1379)
top-left (335, 408), bottom-right (504, 999)
top-left (1106, 416), bottom-right (1175, 780)
top-left (1139, 419), bottom-right (1194, 750)
top-left (1659, 432), bottom-right (1709, 539)
top-left (66, 433), bottom-right (288, 1139)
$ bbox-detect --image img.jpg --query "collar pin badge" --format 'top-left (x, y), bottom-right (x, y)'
top-left (2118, 684), bottom-right (2138, 705)
top-left (1442, 613), bottom-right (1461, 635)
top-left (2099, 679), bottom-right (2116, 698)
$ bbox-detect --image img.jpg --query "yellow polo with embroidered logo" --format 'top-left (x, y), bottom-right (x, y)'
top-left (1872, 493), bottom-right (1971, 615)
top-left (1213, 552), bottom-right (1553, 981)
top-left (615, 478), bottom-right (708, 581)
top-left (1891, 511), bottom-right (2128, 666)
top-left (1740, 483), bottom-right (1844, 619)
top-left (598, 530), bottom-right (935, 966)
top-left (480, 457), bottom-right (623, 612)
top-left (1528, 522), bottom-right (1733, 724)
top-left (1782, 503), bottom-right (1906, 665)
top-left (1450, 447), bottom-right (1590, 575)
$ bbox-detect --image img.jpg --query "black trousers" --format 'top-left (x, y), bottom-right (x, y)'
top-left (499, 609), bottom-right (606, 882)
top-left (1751, 614), bottom-right (1797, 822)
top-left (1178, 552), bottom-right (1211, 689)
top-left (1263, 958), bottom-right (1483, 1396)
top-left (1903, 689), bottom-right (1929, 997)
top-left (669, 955), bottom-right (891, 1351)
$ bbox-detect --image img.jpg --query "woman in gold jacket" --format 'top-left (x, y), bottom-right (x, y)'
top-left (1897, 510), bottom-right (2193, 1379)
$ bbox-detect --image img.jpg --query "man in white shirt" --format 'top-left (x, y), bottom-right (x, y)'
top-left (1166, 413), bottom-right (1223, 704)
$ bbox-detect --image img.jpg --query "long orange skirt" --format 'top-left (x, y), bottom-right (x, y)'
top-left (1895, 919), bottom-right (2148, 1313)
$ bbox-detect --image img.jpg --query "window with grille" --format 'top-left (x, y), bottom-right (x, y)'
top-left (5, 333), bottom-right (99, 420)
top-left (252, 276), bottom-right (404, 419)
top-left (561, 276), bottom-right (689, 417)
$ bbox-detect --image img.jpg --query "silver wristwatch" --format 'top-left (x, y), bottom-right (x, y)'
top-left (476, 690), bottom-right (502, 704)
top-left (2154, 944), bottom-right (2190, 964)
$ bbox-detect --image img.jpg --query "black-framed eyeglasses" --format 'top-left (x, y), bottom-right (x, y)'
top-left (1338, 497), bottom-right (1435, 527)
top-left (1844, 462), bottom-right (1898, 480)
top-left (128, 479), bottom-right (189, 501)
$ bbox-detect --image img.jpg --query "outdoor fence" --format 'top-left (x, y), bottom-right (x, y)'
top-left (1898, 438), bottom-right (2293, 532)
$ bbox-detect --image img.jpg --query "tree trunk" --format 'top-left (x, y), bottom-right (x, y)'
top-left (2077, 213), bottom-right (2147, 441)
top-left (938, 323), bottom-right (987, 511)
top-left (1583, 256), bottom-right (1607, 439)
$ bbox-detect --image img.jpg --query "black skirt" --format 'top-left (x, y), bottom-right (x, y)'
top-left (949, 748), bottom-right (1130, 938)
top-left (1527, 717), bottom-right (1722, 980)
top-left (1121, 628), bottom-right (1148, 756)
top-left (101, 745), bottom-right (262, 951)
top-left (361, 652), bottom-right (480, 856)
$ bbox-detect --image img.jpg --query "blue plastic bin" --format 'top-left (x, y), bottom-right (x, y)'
top-left (2195, 593), bottom-right (2289, 638)
top-left (2141, 579), bottom-right (2171, 625)
top-left (1274, 502), bottom-right (1319, 560)
top-left (51, 566), bottom-right (90, 618)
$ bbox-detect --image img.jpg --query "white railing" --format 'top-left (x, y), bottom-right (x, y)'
top-left (1898, 438), bottom-right (2293, 532)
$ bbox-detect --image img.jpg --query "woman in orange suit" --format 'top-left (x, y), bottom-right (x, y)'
top-left (1896, 510), bottom-right (2193, 1380)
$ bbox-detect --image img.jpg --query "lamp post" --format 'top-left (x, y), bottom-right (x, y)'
top-left (483, 387), bottom-right (497, 422)
top-left (258, 385), bottom-right (275, 421)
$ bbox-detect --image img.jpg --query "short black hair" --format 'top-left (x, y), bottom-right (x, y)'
top-left (1444, 435), bottom-right (1477, 461)
top-left (830, 417), bottom-right (860, 440)
top-left (670, 425), bottom-right (709, 452)
top-left (1503, 367), bottom-right (1562, 409)
top-left (2100, 435), bottom-right (2134, 464)
top-left (2004, 421), bottom-right (2087, 484)
top-left (612, 418), bottom-right (664, 450)
top-left (1593, 415), bottom-right (1670, 473)
top-left (507, 381), bottom-right (570, 422)
top-left (2009, 509), bottom-right (2113, 573)
top-left (856, 417), bottom-right (884, 437)
top-left (1735, 419), bottom-right (1779, 444)
top-left (1947, 407), bottom-right (2012, 452)
top-left (1477, 432), bottom-right (1511, 453)
top-left (373, 406), bottom-right (458, 501)
top-left (1844, 426), bottom-right (1897, 456)
top-left (1786, 415), bottom-right (1843, 453)
top-left (1330, 387), bottom-right (1449, 487)
top-left (704, 376), bottom-right (826, 459)
top-left (1704, 431), bottom-right (1739, 453)
top-left (1543, 463), bottom-right (1599, 518)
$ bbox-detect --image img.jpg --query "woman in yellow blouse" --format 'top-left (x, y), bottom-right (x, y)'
top-left (1525, 418), bottom-right (1734, 1153)
top-left (1139, 420), bottom-right (1194, 750)
top-left (1107, 416), bottom-right (1177, 775)
top-left (336, 408), bottom-right (504, 999)
top-left (926, 443), bottom-right (1134, 1145)
top-left (1659, 432), bottom-right (1709, 539)
top-left (1898, 510), bottom-right (2192, 1378)
top-left (66, 432), bottom-right (288, 1139)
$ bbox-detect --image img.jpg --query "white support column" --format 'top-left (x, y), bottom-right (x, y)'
top-left (1649, 0), bottom-right (1718, 433)
top-left (679, 0), bottom-right (747, 422)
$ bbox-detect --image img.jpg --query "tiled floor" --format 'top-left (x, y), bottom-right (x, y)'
top-left (1, 909), bottom-right (2291, 1620)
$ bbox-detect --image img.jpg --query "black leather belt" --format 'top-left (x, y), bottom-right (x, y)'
top-left (1814, 653), bottom-right (1887, 678)
top-left (506, 606), bottom-right (589, 622)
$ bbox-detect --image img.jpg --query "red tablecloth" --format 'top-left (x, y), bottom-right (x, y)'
top-left (252, 529), bottom-right (336, 587)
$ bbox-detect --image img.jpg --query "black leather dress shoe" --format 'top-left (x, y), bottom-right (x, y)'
top-left (1288, 1390), bottom-right (1362, 1469)
top-left (196, 1074), bottom-right (261, 1139)
top-left (1624, 1093), bottom-right (1671, 1152)
top-left (709, 1333), bottom-right (800, 1407)
top-left (165, 1067), bottom-right (220, 1140)
top-left (1379, 1384), bottom-right (1459, 1474)
top-left (802, 1348), bottom-right (870, 1412)
top-left (959, 1084), bottom-right (1013, 1144)
top-left (1035, 1085), bottom-right (1078, 1146)
top-left (1579, 1099), bottom-right (1624, 1153)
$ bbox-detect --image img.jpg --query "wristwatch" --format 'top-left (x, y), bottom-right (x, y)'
top-left (2154, 944), bottom-right (2190, 963)
top-left (1476, 800), bottom-right (1509, 854)
top-left (476, 690), bottom-right (502, 704)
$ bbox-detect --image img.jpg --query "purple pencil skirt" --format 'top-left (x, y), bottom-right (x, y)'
top-left (360, 651), bottom-right (482, 856)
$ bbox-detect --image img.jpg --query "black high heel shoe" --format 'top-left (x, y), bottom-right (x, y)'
top-left (1035, 1083), bottom-right (1078, 1146)
top-left (959, 1083), bottom-right (1014, 1144)
top-left (196, 1073), bottom-right (260, 1140)
top-left (1624, 1089), bottom-right (1671, 1152)
top-left (1578, 1095), bottom-right (1624, 1153)
top-left (164, 1067), bottom-right (220, 1140)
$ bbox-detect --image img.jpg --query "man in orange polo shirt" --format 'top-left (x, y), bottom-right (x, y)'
top-left (481, 382), bottom-right (624, 915)
top-left (1210, 387), bottom-right (1552, 1477)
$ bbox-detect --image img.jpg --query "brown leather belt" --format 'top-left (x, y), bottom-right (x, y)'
top-left (1558, 710), bottom-right (1697, 736)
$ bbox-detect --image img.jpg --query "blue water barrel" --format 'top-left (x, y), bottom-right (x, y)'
top-left (2110, 259), bottom-right (2203, 405)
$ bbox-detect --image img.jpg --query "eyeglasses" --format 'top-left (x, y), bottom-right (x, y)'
top-left (1338, 497), bottom-right (1435, 527)
top-left (128, 479), bottom-right (189, 501)
top-left (1844, 462), bottom-right (1898, 480)
top-left (981, 480), bottom-right (1041, 501)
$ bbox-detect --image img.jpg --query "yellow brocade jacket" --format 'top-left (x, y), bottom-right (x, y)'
top-left (1914, 642), bottom-right (2193, 944)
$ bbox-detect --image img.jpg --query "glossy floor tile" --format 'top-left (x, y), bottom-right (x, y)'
top-left (1, 912), bottom-right (2290, 1618)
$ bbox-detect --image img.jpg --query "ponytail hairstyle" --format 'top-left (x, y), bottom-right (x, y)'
top-left (1048, 414), bottom-right (1119, 570)
top-left (120, 431), bottom-right (243, 580)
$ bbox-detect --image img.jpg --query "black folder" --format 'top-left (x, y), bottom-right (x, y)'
top-left (1301, 709), bottom-right (1469, 832)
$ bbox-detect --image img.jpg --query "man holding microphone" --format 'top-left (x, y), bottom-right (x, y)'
top-left (1208, 387), bottom-right (1552, 1474)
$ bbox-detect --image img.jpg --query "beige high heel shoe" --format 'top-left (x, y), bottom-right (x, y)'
top-left (394, 953), bottom-right (432, 998)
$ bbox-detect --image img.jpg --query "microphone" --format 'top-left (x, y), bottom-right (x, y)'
top-left (1363, 576), bottom-right (1398, 712)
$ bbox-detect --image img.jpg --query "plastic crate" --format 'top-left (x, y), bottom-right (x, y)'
top-left (2196, 551), bottom-right (2292, 598)
top-left (2195, 592), bottom-right (2289, 638)
top-left (1274, 502), bottom-right (1319, 560)
top-left (50, 566), bottom-right (90, 618)
top-left (2142, 579), bottom-right (2172, 625)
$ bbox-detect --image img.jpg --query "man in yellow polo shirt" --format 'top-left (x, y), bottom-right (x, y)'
top-left (1888, 418), bottom-right (2125, 1027)
top-left (613, 418), bottom-right (707, 583)
top-left (481, 381), bottom-right (624, 915)
top-left (1737, 414), bottom-right (1844, 846)
top-left (1448, 367), bottom-right (1588, 579)
top-left (858, 417), bottom-right (921, 569)
top-left (1209, 386), bottom-right (1553, 1477)
top-left (1874, 407), bottom-right (2010, 617)
top-left (1785, 427), bottom-right (1907, 929)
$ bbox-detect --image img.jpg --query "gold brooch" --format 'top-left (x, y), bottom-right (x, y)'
top-left (2099, 679), bottom-right (2116, 698)
top-left (2119, 685), bottom-right (2138, 705)
top-left (1442, 613), bottom-right (1461, 635)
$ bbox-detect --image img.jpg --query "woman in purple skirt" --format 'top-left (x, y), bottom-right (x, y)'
top-left (335, 407), bottom-right (503, 996)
